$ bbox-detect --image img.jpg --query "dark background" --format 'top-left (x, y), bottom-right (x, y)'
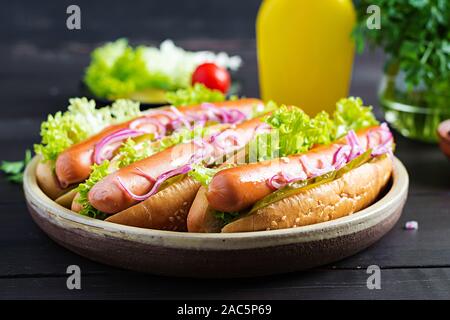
top-left (1, 0), bottom-right (449, 299)
top-left (1, 0), bottom-right (262, 42)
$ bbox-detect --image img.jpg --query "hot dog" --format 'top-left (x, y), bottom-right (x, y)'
top-left (87, 117), bottom-right (265, 214)
top-left (206, 126), bottom-right (379, 213)
top-left (221, 155), bottom-right (392, 233)
top-left (186, 97), bottom-right (395, 233)
top-left (187, 124), bottom-right (394, 233)
top-left (35, 96), bottom-right (396, 234)
top-left (55, 98), bottom-right (263, 188)
top-left (35, 161), bottom-right (72, 200)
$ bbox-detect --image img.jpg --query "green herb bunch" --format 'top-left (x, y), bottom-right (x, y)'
top-left (353, 0), bottom-right (449, 110)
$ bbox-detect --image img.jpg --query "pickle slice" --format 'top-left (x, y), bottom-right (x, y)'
top-left (247, 150), bottom-right (374, 215)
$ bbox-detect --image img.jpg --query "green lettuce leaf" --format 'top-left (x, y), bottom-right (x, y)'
top-left (165, 84), bottom-right (225, 107)
top-left (115, 138), bottom-right (154, 169)
top-left (333, 97), bottom-right (379, 138)
top-left (76, 161), bottom-right (111, 219)
top-left (84, 39), bottom-right (152, 98)
top-left (252, 100), bottom-right (278, 118)
top-left (84, 39), bottom-right (242, 99)
top-left (188, 164), bottom-right (229, 187)
top-left (213, 210), bottom-right (240, 226)
top-left (0, 150), bottom-right (32, 184)
top-left (34, 98), bottom-right (141, 163)
top-left (258, 97), bottom-right (378, 159)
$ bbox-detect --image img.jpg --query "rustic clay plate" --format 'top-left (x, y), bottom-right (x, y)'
top-left (24, 156), bottom-right (409, 278)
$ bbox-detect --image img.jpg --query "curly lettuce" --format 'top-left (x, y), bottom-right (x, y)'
top-left (115, 139), bottom-right (153, 169)
top-left (188, 165), bottom-right (229, 187)
top-left (84, 39), bottom-right (152, 98)
top-left (76, 161), bottom-right (110, 219)
top-left (165, 84), bottom-right (225, 107)
top-left (34, 98), bottom-right (141, 163)
top-left (333, 97), bottom-right (379, 138)
top-left (261, 97), bottom-right (378, 158)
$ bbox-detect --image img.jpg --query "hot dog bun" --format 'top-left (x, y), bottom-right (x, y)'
top-left (35, 160), bottom-right (71, 200)
top-left (105, 177), bottom-right (200, 231)
top-left (187, 186), bottom-right (223, 233)
top-left (221, 155), bottom-right (392, 233)
top-left (55, 189), bottom-right (77, 209)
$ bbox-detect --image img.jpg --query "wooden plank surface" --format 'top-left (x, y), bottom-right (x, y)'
top-left (2, 268), bottom-right (450, 300)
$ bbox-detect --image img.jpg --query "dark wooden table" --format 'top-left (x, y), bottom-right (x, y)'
top-left (1, 1), bottom-right (450, 299)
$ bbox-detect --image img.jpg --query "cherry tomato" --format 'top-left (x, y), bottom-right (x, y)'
top-left (192, 63), bottom-right (231, 94)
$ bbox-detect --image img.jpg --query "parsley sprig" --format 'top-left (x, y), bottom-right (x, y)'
top-left (353, 0), bottom-right (449, 110)
top-left (0, 150), bottom-right (32, 183)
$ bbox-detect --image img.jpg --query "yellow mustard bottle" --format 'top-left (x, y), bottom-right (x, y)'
top-left (257, 0), bottom-right (356, 115)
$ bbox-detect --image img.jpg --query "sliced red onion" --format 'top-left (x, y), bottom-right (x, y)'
top-left (223, 108), bottom-right (246, 124)
top-left (134, 167), bottom-right (156, 184)
top-left (372, 138), bottom-right (394, 157)
top-left (170, 106), bottom-right (192, 130)
top-left (346, 130), bottom-right (363, 161)
top-left (157, 110), bottom-right (178, 121)
top-left (117, 164), bottom-right (193, 201)
top-left (200, 103), bottom-right (223, 122)
top-left (379, 122), bottom-right (392, 140)
top-left (267, 170), bottom-right (307, 190)
top-left (299, 155), bottom-right (334, 178)
top-left (332, 145), bottom-right (351, 170)
top-left (268, 124), bottom-right (394, 191)
top-left (200, 103), bottom-right (246, 124)
top-left (94, 129), bottom-right (144, 164)
top-left (193, 119), bottom-right (206, 128)
top-left (189, 139), bottom-right (214, 164)
top-left (186, 110), bottom-right (208, 122)
top-left (366, 127), bottom-right (383, 149)
top-left (366, 123), bottom-right (393, 157)
top-left (366, 132), bottom-right (373, 149)
top-left (129, 117), bottom-right (166, 138)
top-left (210, 130), bottom-right (241, 151)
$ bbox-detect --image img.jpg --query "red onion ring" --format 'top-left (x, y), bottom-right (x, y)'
top-left (332, 145), bottom-right (351, 170)
top-left (170, 106), bottom-right (192, 130)
top-left (372, 138), bottom-right (394, 157)
top-left (366, 123), bottom-right (393, 157)
top-left (210, 130), bottom-right (241, 151)
top-left (94, 129), bottom-right (144, 164)
top-left (224, 108), bottom-right (246, 124)
top-left (201, 103), bottom-right (246, 124)
top-left (346, 130), bottom-right (363, 161)
top-left (129, 117), bottom-right (166, 138)
top-left (299, 155), bottom-right (334, 178)
top-left (267, 170), bottom-right (307, 190)
top-left (189, 139), bottom-right (214, 164)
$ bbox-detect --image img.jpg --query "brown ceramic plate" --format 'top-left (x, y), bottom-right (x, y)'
top-left (24, 156), bottom-right (409, 278)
